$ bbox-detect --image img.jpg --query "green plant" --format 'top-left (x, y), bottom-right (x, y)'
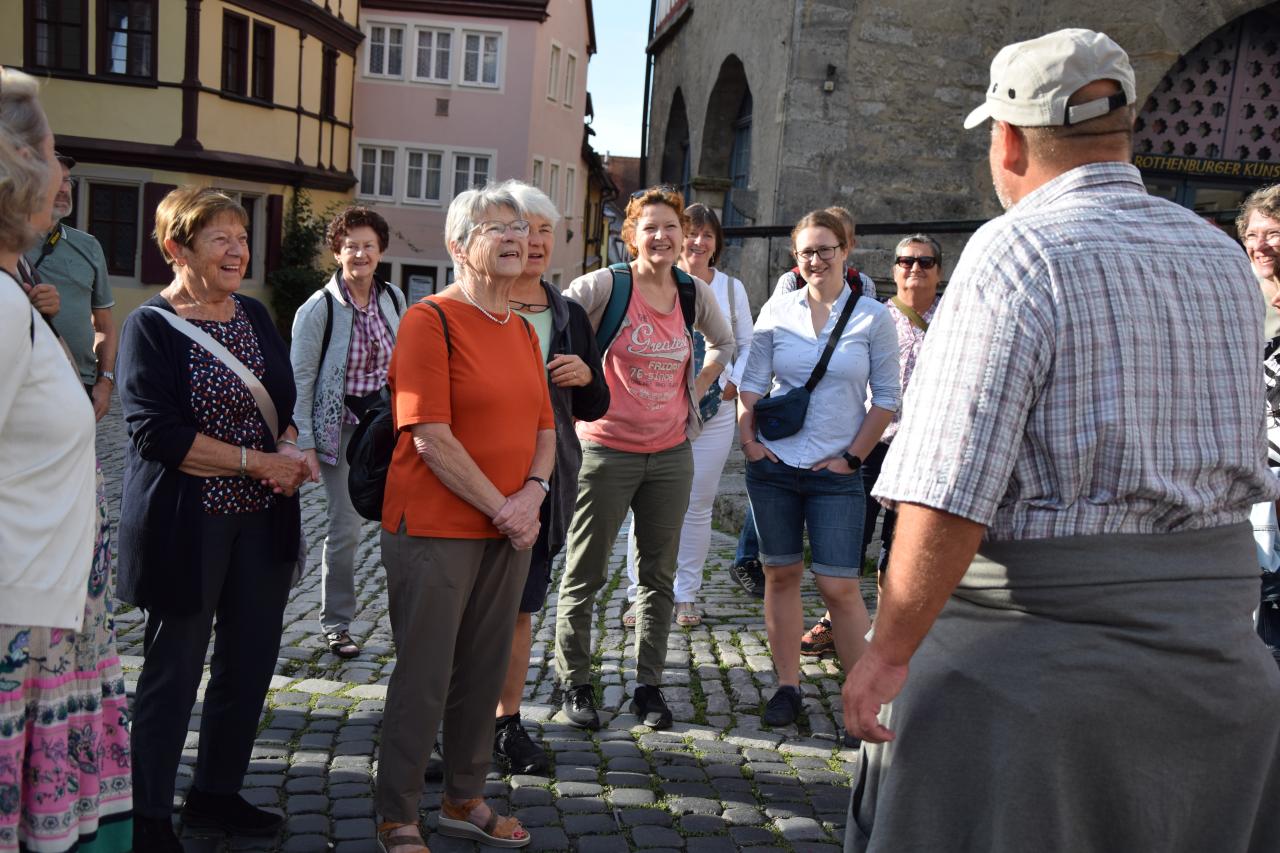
top-left (268, 188), bottom-right (328, 339)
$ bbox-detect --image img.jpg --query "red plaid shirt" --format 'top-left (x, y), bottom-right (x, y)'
top-left (340, 277), bottom-right (394, 423)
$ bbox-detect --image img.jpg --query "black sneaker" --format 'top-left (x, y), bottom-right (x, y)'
top-left (424, 737), bottom-right (444, 781)
top-left (730, 558), bottom-right (766, 599)
top-left (494, 714), bottom-right (549, 774)
top-left (562, 683), bottom-right (600, 730)
top-left (630, 684), bottom-right (673, 729)
top-left (763, 685), bottom-right (803, 727)
top-left (133, 816), bottom-right (184, 853)
top-left (841, 728), bottom-right (862, 749)
top-left (182, 788), bottom-right (283, 836)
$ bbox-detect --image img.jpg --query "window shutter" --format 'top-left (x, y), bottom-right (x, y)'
top-left (140, 182), bottom-right (178, 285)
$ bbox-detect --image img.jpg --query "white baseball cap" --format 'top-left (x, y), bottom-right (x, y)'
top-left (963, 28), bottom-right (1136, 130)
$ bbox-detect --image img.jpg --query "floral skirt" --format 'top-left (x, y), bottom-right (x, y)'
top-left (0, 470), bottom-right (132, 852)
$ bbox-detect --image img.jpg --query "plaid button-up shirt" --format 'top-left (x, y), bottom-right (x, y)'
top-left (339, 277), bottom-right (394, 423)
top-left (875, 162), bottom-right (1280, 540)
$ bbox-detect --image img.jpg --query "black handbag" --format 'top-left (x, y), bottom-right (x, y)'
top-left (753, 289), bottom-right (859, 441)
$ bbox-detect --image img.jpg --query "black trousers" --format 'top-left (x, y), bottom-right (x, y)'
top-left (859, 441), bottom-right (893, 569)
top-left (130, 509), bottom-right (293, 818)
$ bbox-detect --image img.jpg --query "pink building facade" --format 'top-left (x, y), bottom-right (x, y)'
top-left (355, 0), bottom-right (595, 297)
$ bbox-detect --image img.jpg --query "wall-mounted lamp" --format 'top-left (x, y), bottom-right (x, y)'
top-left (824, 64), bottom-right (837, 93)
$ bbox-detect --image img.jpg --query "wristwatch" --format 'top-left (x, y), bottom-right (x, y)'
top-left (842, 451), bottom-right (863, 472)
top-left (99, 370), bottom-right (115, 384)
top-left (526, 475), bottom-right (550, 494)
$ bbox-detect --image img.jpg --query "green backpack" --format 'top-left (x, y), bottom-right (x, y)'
top-left (594, 262), bottom-right (696, 352)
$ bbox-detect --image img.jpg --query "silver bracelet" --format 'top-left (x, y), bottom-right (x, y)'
top-left (238, 445), bottom-right (248, 478)
top-left (278, 438), bottom-right (299, 448)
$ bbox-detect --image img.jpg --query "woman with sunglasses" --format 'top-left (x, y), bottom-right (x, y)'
top-left (491, 180), bottom-right (609, 774)
top-left (738, 208), bottom-right (900, 730)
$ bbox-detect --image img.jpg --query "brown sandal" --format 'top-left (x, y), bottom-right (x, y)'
top-left (326, 630), bottom-right (360, 659)
top-left (438, 797), bottom-right (530, 848)
top-left (376, 821), bottom-right (429, 852)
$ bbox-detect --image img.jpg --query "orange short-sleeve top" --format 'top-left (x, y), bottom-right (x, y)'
top-left (382, 296), bottom-right (554, 538)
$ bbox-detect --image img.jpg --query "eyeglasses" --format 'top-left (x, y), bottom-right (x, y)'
top-left (1244, 230), bottom-right (1280, 248)
top-left (895, 255), bottom-right (938, 270)
top-left (795, 245), bottom-right (840, 262)
top-left (472, 219), bottom-right (530, 238)
top-left (509, 299), bottom-right (549, 313)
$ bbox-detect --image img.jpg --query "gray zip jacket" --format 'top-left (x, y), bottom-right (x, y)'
top-left (290, 273), bottom-right (404, 464)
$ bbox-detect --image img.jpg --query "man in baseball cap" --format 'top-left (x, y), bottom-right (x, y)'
top-left (842, 28), bottom-right (1280, 853)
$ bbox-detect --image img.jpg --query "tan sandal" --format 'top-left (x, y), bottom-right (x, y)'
top-left (438, 797), bottom-right (530, 848)
top-left (622, 603), bottom-right (638, 628)
top-left (675, 602), bottom-right (701, 627)
top-left (376, 821), bottom-right (430, 852)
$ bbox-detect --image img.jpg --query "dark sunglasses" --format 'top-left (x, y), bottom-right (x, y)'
top-left (632, 184), bottom-right (682, 199)
top-left (895, 255), bottom-right (938, 270)
top-left (509, 299), bottom-right (549, 313)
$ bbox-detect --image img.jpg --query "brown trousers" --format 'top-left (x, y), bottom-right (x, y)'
top-left (375, 529), bottom-right (530, 823)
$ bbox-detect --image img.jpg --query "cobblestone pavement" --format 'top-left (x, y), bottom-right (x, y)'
top-left (97, 397), bottom-right (876, 852)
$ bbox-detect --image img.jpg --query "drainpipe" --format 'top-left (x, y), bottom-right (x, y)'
top-left (639, 0), bottom-right (658, 186)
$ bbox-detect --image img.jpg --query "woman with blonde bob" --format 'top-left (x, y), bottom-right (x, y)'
top-left (375, 184), bottom-right (553, 851)
top-left (553, 186), bottom-right (734, 731)
top-left (0, 66), bottom-right (133, 853)
top-left (118, 186), bottom-right (310, 850)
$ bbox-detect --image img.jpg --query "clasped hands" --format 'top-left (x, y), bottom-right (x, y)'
top-left (492, 481), bottom-right (544, 550)
top-left (258, 444), bottom-right (317, 497)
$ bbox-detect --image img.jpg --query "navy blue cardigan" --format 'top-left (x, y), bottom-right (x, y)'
top-left (115, 293), bottom-right (301, 617)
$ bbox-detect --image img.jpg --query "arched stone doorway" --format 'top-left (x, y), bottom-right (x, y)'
top-left (1135, 3), bottom-right (1280, 228)
top-left (660, 88), bottom-right (692, 198)
top-left (696, 55), bottom-right (752, 225)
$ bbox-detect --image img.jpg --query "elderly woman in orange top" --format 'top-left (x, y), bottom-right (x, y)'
top-left (374, 184), bottom-right (553, 852)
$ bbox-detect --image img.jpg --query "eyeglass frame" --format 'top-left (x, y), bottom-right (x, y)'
top-left (1243, 229), bottom-right (1280, 248)
top-left (794, 244), bottom-right (842, 263)
top-left (894, 255), bottom-right (939, 270)
top-left (470, 218), bottom-right (531, 238)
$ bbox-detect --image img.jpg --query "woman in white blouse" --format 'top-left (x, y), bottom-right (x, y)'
top-left (737, 208), bottom-right (900, 730)
top-left (623, 203), bottom-right (753, 626)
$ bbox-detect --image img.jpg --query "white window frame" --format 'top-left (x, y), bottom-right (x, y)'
top-left (531, 157), bottom-right (544, 190)
top-left (404, 147), bottom-right (446, 205)
top-left (459, 29), bottom-right (502, 88)
top-left (550, 270), bottom-right (563, 289)
top-left (357, 144), bottom-right (398, 200)
top-left (547, 161), bottom-right (561, 207)
top-left (411, 26), bottom-right (452, 83)
top-left (364, 22), bottom-right (406, 79)
top-left (451, 150), bottom-right (494, 198)
top-left (547, 42), bottom-right (561, 101)
top-left (564, 166), bottom-right (577, 219)
top-left (563, 51), bottom-right (577, 108)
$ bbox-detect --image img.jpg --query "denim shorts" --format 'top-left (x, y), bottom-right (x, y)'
top-left (744, 456), bottom-right (866, 577)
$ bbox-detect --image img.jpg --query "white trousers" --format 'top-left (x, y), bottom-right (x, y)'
top-left (626, 401), bottom-right (737, 603)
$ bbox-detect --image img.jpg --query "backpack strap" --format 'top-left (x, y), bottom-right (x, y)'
top-left (597, 263), bottom-right (633, 352)
top-left (380, 278), bottom-right (404, 315)
top-left (672, 266), bottom-right (696, 337)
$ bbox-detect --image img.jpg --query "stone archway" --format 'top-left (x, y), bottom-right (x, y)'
top-left (660, 88), bottom-right (691, 192)
top-left (695, 55), bottom-right (752, 219)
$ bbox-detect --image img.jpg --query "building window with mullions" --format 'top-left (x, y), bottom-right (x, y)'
top-left (27, 0), bottom-right (88, 74)
top-left (98, 0), bottom-right (157, 80)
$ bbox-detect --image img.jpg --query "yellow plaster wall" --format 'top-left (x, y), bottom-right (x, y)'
top-left (42, 86), bottom-right (183, 143)
top-left (1, 12), bottom-right (23, 62)
top-left (196, 91), bottom-right (298, 160)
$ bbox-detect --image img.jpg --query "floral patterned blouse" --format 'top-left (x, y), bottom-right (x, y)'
top-left (188, 297), bottom-right (276, 514)
top-left (881, 293), bottom-right (941, 444)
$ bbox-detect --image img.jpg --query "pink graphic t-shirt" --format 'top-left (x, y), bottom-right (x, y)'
top-left (578, 287), bottom-right (691, 453)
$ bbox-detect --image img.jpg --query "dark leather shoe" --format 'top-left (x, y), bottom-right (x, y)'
top-left (494, 714), bottom-right (549, 774)
top-left (763, 686), bottom-right (802, 727)
top-left (182, 788), bottom-right (283, 836)
top-left (630, 684), bottom-right (673, 729)
top-left (562, 683), bottom-right (601, 730)
top-left (730, 558), bottom-right (766, 599)
top-left (424, 738), bottom-right (444, 782)
top-left (133, 816), bottom-right (184, 852)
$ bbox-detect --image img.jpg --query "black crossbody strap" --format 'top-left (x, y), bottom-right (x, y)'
top-left (803, 288), bottom-right (859, 393)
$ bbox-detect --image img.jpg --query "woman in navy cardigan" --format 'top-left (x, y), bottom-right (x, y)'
top-left (117, 187), bottom-right (311, 853)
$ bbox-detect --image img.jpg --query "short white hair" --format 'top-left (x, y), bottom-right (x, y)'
top-left (444, 183), bottom-right (521, 250)
top-left (501, 179), bottom-right (560, 227)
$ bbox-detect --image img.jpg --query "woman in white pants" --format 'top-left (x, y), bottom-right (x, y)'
top-left (625, 203), bottom-right (753, 626)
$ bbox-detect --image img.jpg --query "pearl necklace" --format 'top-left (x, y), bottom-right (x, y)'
top-left (459, 282), bottom-right (511, 324)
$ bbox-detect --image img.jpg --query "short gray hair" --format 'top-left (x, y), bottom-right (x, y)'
top-left (0, 67), bottom-right (52, 254)
top-left (444, 183), bottom-right (522, 250)
top-left (894, 233), bottom-right (944, 273)
top-left (501, 179), bottom-right (560, 227)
